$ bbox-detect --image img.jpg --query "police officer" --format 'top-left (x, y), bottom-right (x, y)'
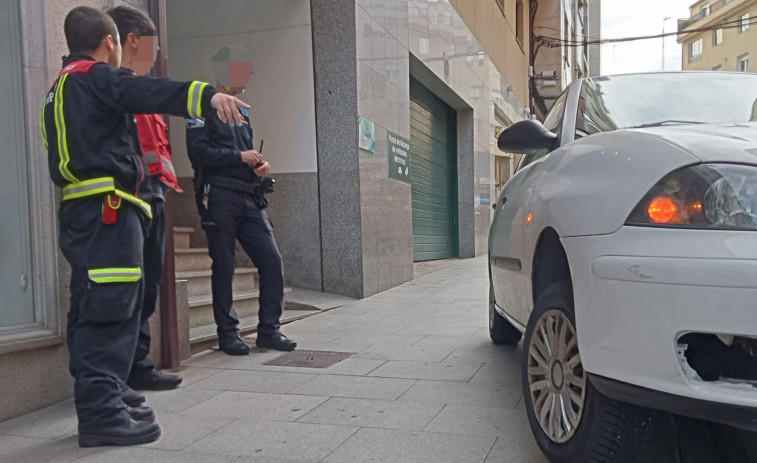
top-left (43, 7), bottom-right (248, 447)
top-left (107, 5), bottom-right (183, 392)
top-left (186, 46), bottom-right (296, 355)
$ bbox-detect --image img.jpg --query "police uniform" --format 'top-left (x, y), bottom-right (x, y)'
top-left (42, 53), bottom-right (214, 431)
top-left (185, 109), bottom-right (285, 344)
top-left (130, 111), bottom-right (181, 385)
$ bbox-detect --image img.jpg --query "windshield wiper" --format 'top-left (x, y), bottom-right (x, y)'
top-left (626, 120), bottom-right (706, 129)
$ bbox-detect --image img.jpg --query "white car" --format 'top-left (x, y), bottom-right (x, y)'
top-left (488, 72), bottom-right (757, 462)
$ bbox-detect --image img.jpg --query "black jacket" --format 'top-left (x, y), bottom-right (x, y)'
top-left (185, 107), bottom-right (257, 184)
top-left (42, 53), bottom-right (215, 200)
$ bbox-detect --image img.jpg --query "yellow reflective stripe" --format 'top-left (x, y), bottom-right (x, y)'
top-left (54, 74), bottom-right (78, 183)
top-left (187, 81), bottom-right (199, 118)
top-left (62, 177), bottom-right (116, 199)
top-left (61, 177), bottom-right (153, 219)
top-left (195, 82), bottom-right (208, 118)
top-left (40, 103), bottom-right (48, 150)
top-left (114, 190), bottom-right (153, 219)
top-left (88, 267), bottom-right (142, 284)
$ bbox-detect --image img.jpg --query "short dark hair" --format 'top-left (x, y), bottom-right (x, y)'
top-left (64, 6), bottom-right (119, 54)
top-left (106, 5), bottom-right (156, 46)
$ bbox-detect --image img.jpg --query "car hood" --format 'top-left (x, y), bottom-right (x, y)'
top-left (626, 122), bottom-right (757, 165)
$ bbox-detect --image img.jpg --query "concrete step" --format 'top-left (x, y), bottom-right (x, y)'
top-left (177, 268), bottom-right (258, 298)
top-left (174, 227), bottom-right (194, 249)
top-left (188, 290), bottom-right (261, 329)
top-left (174, 248), bottom-right (212, 273)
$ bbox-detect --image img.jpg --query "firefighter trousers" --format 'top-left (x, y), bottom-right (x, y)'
top-left (61, 197), bottom-right (144, 429)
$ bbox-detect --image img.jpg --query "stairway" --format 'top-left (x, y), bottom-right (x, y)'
top-left (173, 227), bottom-right (288, 354)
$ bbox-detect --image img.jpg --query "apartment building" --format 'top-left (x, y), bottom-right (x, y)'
top-left (678, 0), bottom-right (755, 72)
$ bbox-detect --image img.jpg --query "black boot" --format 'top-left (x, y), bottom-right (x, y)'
top-left (256, 334), bottom-right (297, 351)
top-left (218, 336), bottom-right (250, 356)
top-left (126, 405), bottom-right (155, 422)
top-left (78, 419), bottom-right (161, 447)
top-left (119, 382), bottom-right (145, 407)
top-left (128, 369), bottom-right (183, 391)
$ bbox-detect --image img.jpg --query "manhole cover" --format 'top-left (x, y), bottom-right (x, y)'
top-left (264, 350), bottom-right (353, 368)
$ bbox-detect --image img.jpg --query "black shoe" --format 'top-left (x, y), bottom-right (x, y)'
top-left (126, 405), bottom-right (155, 422)
top-left (256, 334), bottom-right (297, 351)
top-left (218, 336), bottom-right (250, 356)
top-left (78, 419), bottom-right (161, 447)
top-left (128, 369), bottom-right (183, 391)
top-left (119, 383), bottom-right (145, 407)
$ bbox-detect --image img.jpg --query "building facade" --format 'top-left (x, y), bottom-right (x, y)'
top-left (678, 0), bottom-right (755, 72)
top-left (0, 0), bottom-right (530, 422)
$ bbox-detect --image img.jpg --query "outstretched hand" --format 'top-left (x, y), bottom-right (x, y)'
top-left (210, 93), bottom-right (250, 126)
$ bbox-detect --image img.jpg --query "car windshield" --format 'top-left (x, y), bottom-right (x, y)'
top-left (577, 73), bottom-right (757, 133)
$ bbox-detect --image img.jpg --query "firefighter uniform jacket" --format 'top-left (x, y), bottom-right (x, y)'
top-left (135, 113), bottom-right (182, 192)
top-left (42, 53), bottom-right (214, 217)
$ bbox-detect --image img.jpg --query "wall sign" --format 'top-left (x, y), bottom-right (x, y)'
top-left (387, 131), bottom-right (411, 183)
top-left (358, 116), bottom-right (375, 152)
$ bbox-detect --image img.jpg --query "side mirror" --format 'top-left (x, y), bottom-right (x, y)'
top-left (497, 120), bottom-right (558, 154)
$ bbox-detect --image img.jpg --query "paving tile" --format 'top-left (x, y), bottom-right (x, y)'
top-left (175, 366), bottom-right (225, 387)
top-left (297, 397), bottom-right (444, 430)
top-left (368, 360), bottom-right (482, 382)
top-left (186, 419), bottom-right (358, 461)
top-left (353, 344), bottom-right (454, 362)
top-left (0, 399), bottom-right (77, 439)
top-left (142, 388), bottom-right (222, 414)
top-left (341, 333), bottom-right (424, 348)
top-left (424, 405), bottom-right (528, 437)
top-left (141, 413), bottom-right (233, 450)
top-left (182, 351), bottom-right (280, 369)
top-left (181, 391), bottom-right (328, 421)
top-left (322, 428), bottom-right (496, 463)
top-left (290, 375), bottom-right (416, 400)
top-left (318, 321), bottom-right (412, 336)
top-left (74, 446), bottom-right (236, 463)
top-left (398, 323), bottom-right (482, 337)
top-left (187, 369), bottom-right (316, 393)
top-left (484, 437), bottom-right (549, 463)
top-left (0, 434), bottom-right (91, 463)
top-left (411, 334), bottom-right (482, 349)
top-left (397, 379), bottom-right (521, 408)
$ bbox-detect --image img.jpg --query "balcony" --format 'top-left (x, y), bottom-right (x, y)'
top-left (678, 0), bottom-right (735, 31)
top-left (689, 54), bottom-right (703, 64)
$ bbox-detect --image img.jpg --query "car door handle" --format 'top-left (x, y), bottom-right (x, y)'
top-left (501, 197), bottom-right (508, 205)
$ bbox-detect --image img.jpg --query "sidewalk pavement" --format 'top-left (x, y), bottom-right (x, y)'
top-left (0, 256), bottom-right (548, 463)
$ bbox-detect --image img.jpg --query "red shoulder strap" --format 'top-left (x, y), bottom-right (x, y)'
top-left (57, 60), bottom-right (97, 79)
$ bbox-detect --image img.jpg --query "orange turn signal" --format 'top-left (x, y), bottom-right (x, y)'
top-left (647, 196), bottom-right (678, 224)
top-left (526, 213), bottom-right (533, 225)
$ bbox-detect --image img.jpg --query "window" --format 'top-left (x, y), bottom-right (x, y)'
top-left (738, 54), bottom-right (749, 72)
top-left (738, 13), bottom-right (750, 33)
top-left (712, 28), bottom-right (723, 46)
top-left (515, 0), bottom-right (524, 46)
top-left (689, 38), bottom-right (703, 63)
top-left (701, 4), bottom-right (710, 16)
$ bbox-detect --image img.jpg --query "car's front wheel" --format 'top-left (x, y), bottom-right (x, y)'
top-left (522, 282), bottom-right (664, 463)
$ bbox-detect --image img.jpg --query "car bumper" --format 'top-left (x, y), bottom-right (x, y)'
top-left (562, 226), bottom-right (757, 422)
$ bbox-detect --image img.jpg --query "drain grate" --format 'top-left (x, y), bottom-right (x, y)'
top-left (264, 350), bottom-right (353, 368)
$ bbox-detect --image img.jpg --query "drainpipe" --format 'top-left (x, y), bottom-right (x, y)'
top-left (150, 0), bottom-right (180, 369)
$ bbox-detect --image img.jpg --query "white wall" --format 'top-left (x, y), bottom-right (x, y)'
top-left (165, 0), bottom-right (317, 176)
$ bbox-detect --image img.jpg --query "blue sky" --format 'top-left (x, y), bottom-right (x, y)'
top-left (601, 0), bottom-right (694, 74)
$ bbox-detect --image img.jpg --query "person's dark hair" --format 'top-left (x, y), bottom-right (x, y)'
top-left (64, 6), bottom-right (119, 54)
top-left (106, 5), bottom-right (156, 46)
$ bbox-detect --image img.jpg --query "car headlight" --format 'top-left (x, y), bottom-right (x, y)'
top-left (626, 164), bottom-right (757, 230)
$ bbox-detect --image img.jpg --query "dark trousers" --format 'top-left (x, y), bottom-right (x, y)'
top-left (200, 186), bottom-right (284, 339)
top-left (61, 198), bottom-right (144, 429)
top-left (129, 198), bottom-right (165, 377)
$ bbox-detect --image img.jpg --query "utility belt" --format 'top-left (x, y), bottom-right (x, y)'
top-left (205, 176), bottom-right (258, 195)
top-left (61, 177), bottom-right (153, 222)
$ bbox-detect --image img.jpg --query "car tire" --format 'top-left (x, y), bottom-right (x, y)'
top-left (522, 282), bottom-right (665, 463)
top-left (489, 283), bottom-right (522, 345)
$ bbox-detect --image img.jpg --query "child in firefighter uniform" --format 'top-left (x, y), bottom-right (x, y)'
top-left (42, 6), bottom-right (247, 447)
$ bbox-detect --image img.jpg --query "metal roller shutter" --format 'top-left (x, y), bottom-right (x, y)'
top-left (409, 77), bottom-right (458, 261)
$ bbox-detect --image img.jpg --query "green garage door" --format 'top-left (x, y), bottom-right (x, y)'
top-left (410, 78), bottom-right (458, 261)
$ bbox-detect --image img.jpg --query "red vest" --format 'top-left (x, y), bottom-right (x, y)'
top-left (135, 113), bottom-right (182, 192)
